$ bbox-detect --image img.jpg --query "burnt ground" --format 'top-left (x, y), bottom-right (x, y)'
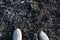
top-left (0, 0), bottom-right (60, 40)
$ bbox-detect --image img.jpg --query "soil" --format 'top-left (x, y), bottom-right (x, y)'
top-left (0, 0), bottom-right (60, 40)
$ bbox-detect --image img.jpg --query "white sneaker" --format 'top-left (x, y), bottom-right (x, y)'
top-left (13, 28), bottom-right (22, 40)
top-left (39, 31), bottom-right (49, 40)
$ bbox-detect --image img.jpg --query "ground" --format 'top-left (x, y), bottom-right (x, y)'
top-left (0, 0), bottom-right (60, 40)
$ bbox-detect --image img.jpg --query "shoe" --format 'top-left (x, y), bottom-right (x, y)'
top-left (13, 28), bottom-right (22, 40)
top-left (39, 31), bottom-right (49, 40)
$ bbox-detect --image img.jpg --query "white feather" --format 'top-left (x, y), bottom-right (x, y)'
top-left (13, 28), bottom-right (22, 40)
top-left (39, 31), bottom-right (49, 40)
